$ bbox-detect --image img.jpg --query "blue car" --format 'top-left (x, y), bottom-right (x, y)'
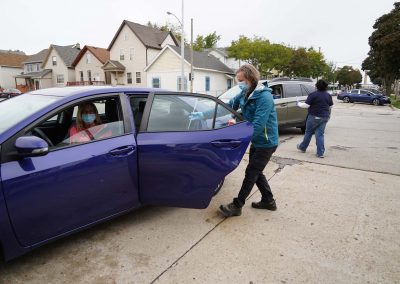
top-left (337, 89), bottom-right (391, 105)
top-left (0, 86), bottom-right (252, 260)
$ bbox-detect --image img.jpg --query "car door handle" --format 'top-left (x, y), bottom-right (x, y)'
top-left (109, 145), bottom-right (136, 156)
top-left (211, 140), bottom-right (242, 149)
top-left (280, 103), bottom-right (287, 107)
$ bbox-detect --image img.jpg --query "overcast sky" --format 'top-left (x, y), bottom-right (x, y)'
top-left (1, 0), bottom-right (397, 71)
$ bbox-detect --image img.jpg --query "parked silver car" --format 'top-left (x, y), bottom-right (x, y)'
top-left (218, 78), bottom-right (316, 133)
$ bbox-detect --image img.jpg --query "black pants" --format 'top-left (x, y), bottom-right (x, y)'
top-left (233, 146), bottom-right (277, 208)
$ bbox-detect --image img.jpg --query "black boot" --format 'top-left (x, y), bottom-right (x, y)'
top-left (251, 199), bottom-right (277, 211)
top-left (219, 202), bottom-right (242, 217)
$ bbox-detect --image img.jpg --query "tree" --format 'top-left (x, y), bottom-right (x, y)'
top-left (362, 2), bottom-right (400, 95)
top-left (193, 32), bottom-right (221, 51)
top-left (336, 66), bottom-right (362, 87)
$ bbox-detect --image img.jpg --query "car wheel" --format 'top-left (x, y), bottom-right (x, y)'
top-left (213, 178), bottom-right (225, 196)
top-left (343, 97), bottom-right (350, 103)
top-left (372, 99), bottom-right (380, 106)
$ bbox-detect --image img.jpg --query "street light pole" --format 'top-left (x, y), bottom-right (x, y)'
top-left (167, 0), bottom-right (185, 91)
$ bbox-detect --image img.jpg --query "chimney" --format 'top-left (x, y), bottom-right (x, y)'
top-left (72, 43), bottom-right (80, 49)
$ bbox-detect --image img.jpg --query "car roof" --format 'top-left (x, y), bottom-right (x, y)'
top-left (28, 86), bottom-right (169, 97)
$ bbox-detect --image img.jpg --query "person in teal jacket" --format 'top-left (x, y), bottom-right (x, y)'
top-left (219, 64), bottom-right (279, 217)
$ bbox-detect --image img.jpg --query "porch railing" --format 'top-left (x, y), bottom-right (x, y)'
top-left (67, 81), bottom-right (106, 86)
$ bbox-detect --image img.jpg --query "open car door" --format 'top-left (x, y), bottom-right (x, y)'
top-left (135, 93), bottom-right (253, 209)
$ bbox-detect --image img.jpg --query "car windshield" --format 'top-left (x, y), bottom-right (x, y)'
top-left (218, 85), bottom-right (241, 102)
top-left (0, 94), bottom-right (59, 133)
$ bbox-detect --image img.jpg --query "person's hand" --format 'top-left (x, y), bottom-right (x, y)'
top-left (189, 111), bottom-right (204, 120)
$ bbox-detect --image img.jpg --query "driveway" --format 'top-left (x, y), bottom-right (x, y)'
top-left (1, 99), bottom-right (399, 283)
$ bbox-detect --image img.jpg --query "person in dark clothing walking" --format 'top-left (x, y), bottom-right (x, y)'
top-left (297, 79), bottom-right (333, 158)
top-left (219, 64), bottom-right (279, 217)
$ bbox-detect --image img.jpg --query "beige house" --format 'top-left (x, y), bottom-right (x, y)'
top-left (41, 44), bottom-right (81, 87)
top-left (15, 49), bottom-right (51, 91)
top-left (104, 20), bottom-right (178, 86)
top-left (72, 46), bottom-right (110, 85)
top-left (0, 51), bottom-right (28, 90)
top-left (145, 45), bottom-right (234, 96)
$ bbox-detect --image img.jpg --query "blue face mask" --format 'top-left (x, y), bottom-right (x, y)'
top-left (82, 114), bottom-right (96, 124)
top-left (238, 81), bottom-right (249, 91)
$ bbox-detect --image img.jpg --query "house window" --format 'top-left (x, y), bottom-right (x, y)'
top-left (177, 76), bottom-right (188, 91)
top-left (130, 48), bottom-right (134, 60)
top-left (205, 76), bottom-right (210, 92)
top-left (124, 33), bottom-right (128, 41)
top-left (27, 64), bottom-right (33, 72)
top-left (52, 56), bottom-right (57, 66)
top-left (136, 72), bottom-right (141, 84)
top-left (56, 74), bottom-right (64, 84)
top-left (227, 79), bottom-right (232, 89)
top-left (152, 77), bottom-right (160, 88)
top-left (120, 49), bottom-right (125, 61)
top-left (36, 63), bottom-right (40, 71)
top-left (86, 53), bottom-right (91, 64)
top-left (127, 72), bottom-right (132, 84)
top-left (80, 71), bottom-right (84, 82)
top-left (87, 70), bottom-right (92, 81)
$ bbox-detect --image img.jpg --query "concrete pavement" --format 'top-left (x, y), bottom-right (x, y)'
top-left (1, 99), bottom-right (399, 283)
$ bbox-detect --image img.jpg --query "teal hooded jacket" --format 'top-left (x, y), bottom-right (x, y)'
top-left (229, 84), bottom-right (279, 148)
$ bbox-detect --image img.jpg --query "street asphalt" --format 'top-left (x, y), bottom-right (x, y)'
top-left (1, 98), bottom-right (399, 284)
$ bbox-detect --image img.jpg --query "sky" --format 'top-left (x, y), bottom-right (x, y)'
top-left (0, 0), bottom-right (397, 73)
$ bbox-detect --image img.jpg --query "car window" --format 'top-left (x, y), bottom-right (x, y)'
top-left (283, 84), bottom-right (302, 98)
top-left (25, 96), bottom-right (124, 149)
top-left (130, 97), bottom-right (148, 131)
top-left (146, 95), bottom-right (242, 132)
top-left (270, 84), bottom-right (283, 99)
top-left (350, 90), bottom-right (359, 94)
top-left (302, 84), bottom-right (316, 95)
top-left (359, 90), bottom-right (369, 95)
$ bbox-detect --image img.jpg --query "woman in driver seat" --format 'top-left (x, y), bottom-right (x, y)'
top-left (69, 102), bottom-right (112, 144)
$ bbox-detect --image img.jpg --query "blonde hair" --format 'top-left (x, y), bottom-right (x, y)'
top-left (236, 64), bottom-right (260, 96)
top-left (76, 102), bottom-right (102, 131)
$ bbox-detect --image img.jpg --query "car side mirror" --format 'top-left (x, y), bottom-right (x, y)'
top-left (15, 136), bottom-right (49, 157)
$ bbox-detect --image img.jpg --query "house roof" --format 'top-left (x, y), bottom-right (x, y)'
top-left (168, 46), bottom-right (234, 74)
top-left (206, 47), bottom-right (229, 57)
top-left (23, 49), bottom-right (49, 64)
top-left (102, 60), bottom-right (126, 71)
top-left (72, 45), bottom-right (110, 66)
top-left (15, 69), bottom-right (52, 79)
top-left (0, 52), bottom-right (28, 68)
top-left (107, 20), bottom-right (179, 51)
top-left (42, 44), bottom-right (81, 68)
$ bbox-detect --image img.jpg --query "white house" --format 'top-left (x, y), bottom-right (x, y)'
top-left (15, 48), bottom-right (51, 91)
top-left (104, 20), bottom-right (178, 86)
top-left (207, 48), bottom-right (241, 73)
top-left (72, 45), bottom-right (110, 85)
top-left (145, 45), bottom-right (234, 96)
top-left (0, 51), bottom-right (27, 90)
top-left (41, 44), bottom-right (81, 87)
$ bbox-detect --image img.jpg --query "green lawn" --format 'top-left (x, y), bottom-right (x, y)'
top-left (390, 95), bottom-right (400, 109)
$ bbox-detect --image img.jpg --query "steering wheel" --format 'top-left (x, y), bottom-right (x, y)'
top-left (32, 128), bottom-right (54, 147)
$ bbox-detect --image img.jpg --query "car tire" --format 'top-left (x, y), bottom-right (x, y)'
top-left (343, 97), bottom-right (350, 103)
top-left (372, 99), bottom-right (380, 106)
top-left (213, 178), bottom-right (225, 196)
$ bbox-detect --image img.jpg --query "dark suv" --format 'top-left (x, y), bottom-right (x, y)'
top-left (218, 78), bottom-right (316, 133)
